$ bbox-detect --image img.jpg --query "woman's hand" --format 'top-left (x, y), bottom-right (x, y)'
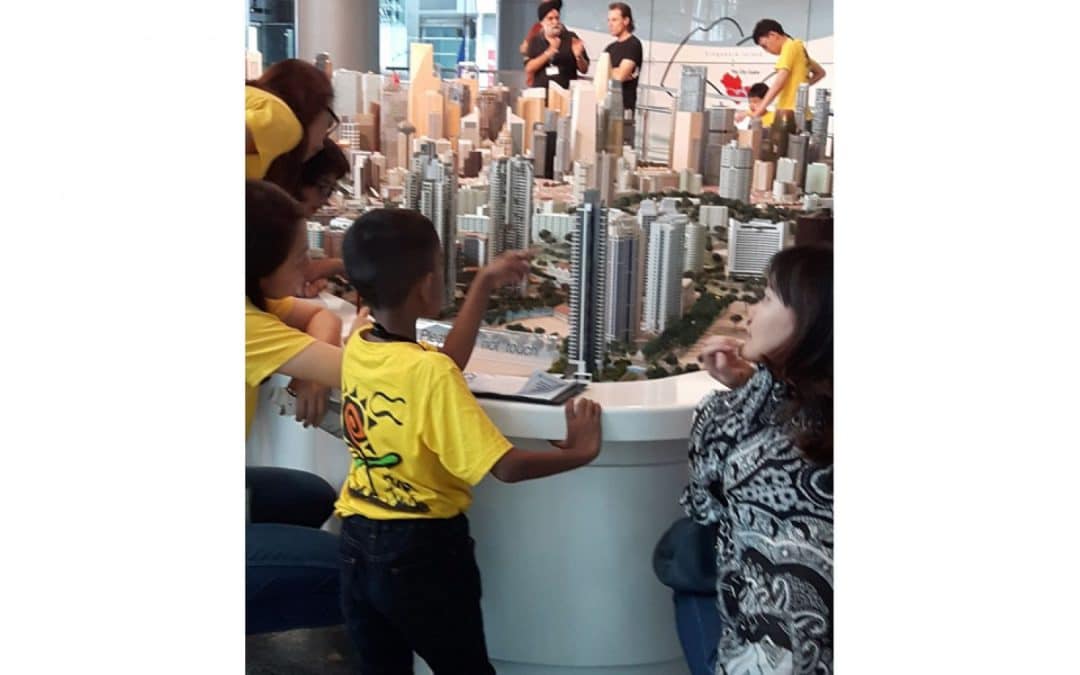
top-left (698, 336), bottom-right (755, 389)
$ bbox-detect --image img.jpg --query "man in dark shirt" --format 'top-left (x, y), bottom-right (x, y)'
top-left (603, 2), bottom-right (643, 145)
top-left (524, 0), bottom-right (590, 91)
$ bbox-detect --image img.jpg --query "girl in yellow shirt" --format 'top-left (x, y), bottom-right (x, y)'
top-left (245, 59), bottom-right (338, 194)
top-left (245, 179), bottom-right (349, 435)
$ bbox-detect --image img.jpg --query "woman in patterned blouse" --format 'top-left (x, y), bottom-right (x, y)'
top-left (679, 244), bottom-right (833, 675)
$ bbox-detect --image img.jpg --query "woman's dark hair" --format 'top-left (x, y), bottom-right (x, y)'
top-left (762, 244), bottom-right (833, 464)
top-left (608, 3), bottom-right (635, 32)
top-left (246, 179), bottom-right (306, 311)
top-left (298, 138), bottom-right (350, 195)
top-left (752, 18), bottom-right (788, 44)
top-left (248, 59), bottom-right (334, 196)
top-left (343, 209), bottom-right (439, 310)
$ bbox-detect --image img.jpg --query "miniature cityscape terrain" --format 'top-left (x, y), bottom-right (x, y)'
top-left (303, 43), bottom-right (832, 382)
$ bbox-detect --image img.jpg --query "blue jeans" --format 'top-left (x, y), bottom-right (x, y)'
top-left (246, 466), bottom-right (343, 635)
top-left (247, 465), bottom-right (337, 527)
top-left (339, 514), bottom-right (495, 675)
top-left (674, 591), bottom-right (723, 675)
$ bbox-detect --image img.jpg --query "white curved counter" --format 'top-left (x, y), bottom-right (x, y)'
top-left (246, 294), bottom-right (726, 674)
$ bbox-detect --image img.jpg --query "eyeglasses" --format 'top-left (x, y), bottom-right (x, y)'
top-left (326, 106), bottom-right (340, 136)
top-left (316, 181), bottom-right (337, 198)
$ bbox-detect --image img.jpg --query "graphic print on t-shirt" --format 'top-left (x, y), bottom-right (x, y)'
top-left (342, 388), bottom-right (430, 513)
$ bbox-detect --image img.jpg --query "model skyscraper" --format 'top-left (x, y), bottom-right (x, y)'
top-left (568, 190), bottom-right (608, 378)
top-left (643, 214), bottom-right (686, 334)
top-left (408, 141), bottom-right (457, 307)
top-left (604, 215), bottom-right (644, 346)
top-left (487, 156), bottom-right (534, 258)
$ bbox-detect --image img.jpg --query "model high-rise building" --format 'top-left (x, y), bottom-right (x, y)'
top-left (805, 162), bottom-right (832, 195)
top-left (678, 66), bottom-right (707, 113)
top-left (597, 79), bottom-right (624, 155)
top-left (408, 43), bottom-right (441, 139)
top-left (719, 142), bottom-right (753, 202)
top-left (683, 220), bottom-right (706, 273)
top-left (409, 142), bottom-right (457, 307)
top-left (553, 115), bottom-right (572, 181)
top-left (752, 160), bottom-right (776, 193)
top-left (457, 213), bottom-right (491, 235)
top-left (462, 232), bottom-right (490, 268)
top-left (532, 123), bottom-right (548, 178)
top-left (671, 110), bottom-right (705, 173)
top-left (570, 80), bottom-right (597, 163)
top-left (698, 205), bottom-right (728, 230)
top-left (487, 156), bottom-right (533, 258)
top-left (533, 211), bottom-right (575, 240)
top-left (795, 83), bottom-right (810, 133)
top-left (728, 219), bottom-right (787, 278)
top-left (476, 89), bottom-right (506, 144)
top-left (507, 156), bottom-right (534, 252)
top-left (571, 160), bottom-right (595, 202)
top-left (596, 151), bottom-right (619, 206)
top-left (809, 88), bottom-right (832, 163)
top-left (604, 215), bottom-right (644, 346)
top-left (332, 69), bottom-right (365, 120)
top-left (786, 132), bottom-right (810, 189)
top-left (567, 190), bottom-right (608, 378)
top-left (643, 214), bottom-right (686, 334)
top-left (517, 90), bottom-right (545, 154)
top-left (381, 76), bottom-right (409, 169)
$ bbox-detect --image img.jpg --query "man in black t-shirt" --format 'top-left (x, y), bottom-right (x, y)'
top-left (524, 0), bottom-right (590, 91)
top-left (603, 2), bottom-right (643, 145)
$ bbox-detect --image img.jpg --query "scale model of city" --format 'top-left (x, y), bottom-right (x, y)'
top-left (301, 44), bottom-right (833, 381)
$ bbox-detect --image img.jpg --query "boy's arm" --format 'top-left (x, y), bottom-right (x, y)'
top-left (753, 69), bottom-right (789, 116)
top-left (490, 399), bottom-right (603, 483)
top-left (440, 250), bottom-right (532, 371)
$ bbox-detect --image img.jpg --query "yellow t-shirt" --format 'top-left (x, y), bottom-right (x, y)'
top-left (334, 324), bottom-right (513, 520)
top-left (774, 38), bottom-right (811, 112)
top-left (245, 85), bottom-right (303, 180)
top-left (245, 297), bottom-right (315, 436)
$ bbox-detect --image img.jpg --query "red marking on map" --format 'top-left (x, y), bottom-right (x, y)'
top-left (721, 72), bottom-right (748, 98)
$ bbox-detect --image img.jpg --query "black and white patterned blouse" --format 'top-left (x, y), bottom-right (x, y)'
top-left (681, 366), bottom-right (833, 675)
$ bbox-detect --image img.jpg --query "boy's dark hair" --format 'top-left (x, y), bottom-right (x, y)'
top-left (299, 138), bottom-right (350, 195)
top-left (246, 179), bottom-right (305, 311)
top-left (343, 209), bottom-right (439, 310)
top-left (608, 3), bottom-right (635, 32)
top-left (752, 19), bottom-right (787, 44)
top-left (748, 82), bottom-right (769, 99)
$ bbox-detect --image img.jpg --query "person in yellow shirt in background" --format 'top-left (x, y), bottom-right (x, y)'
top-left (747, 19), bottom-right (826, 121)
top-left (247, 61), bottom-right (346, 301)
top-left (294, 137), bottom-right (352, 298)
top-left (335, 208), bottom-right (603, 673)
top-left (245, 179), bottom-right (362, 635)
top-left (245, 179), bottom-right (346, 434)
top-left (245, 59), bottom-right (338, 187)
top-left (736, 82), bottom-right (776, 127)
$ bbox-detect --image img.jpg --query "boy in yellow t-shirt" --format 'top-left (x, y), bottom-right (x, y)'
top-left (748, 19), bottom-right (826, 121)
top-left (335, 209), bottom-right (603, 672)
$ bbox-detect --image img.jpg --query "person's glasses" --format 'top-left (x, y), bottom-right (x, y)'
top-left (317, 181), bottom-right (337, 198)
top-left (326, 107), bottom-right (340, 136)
